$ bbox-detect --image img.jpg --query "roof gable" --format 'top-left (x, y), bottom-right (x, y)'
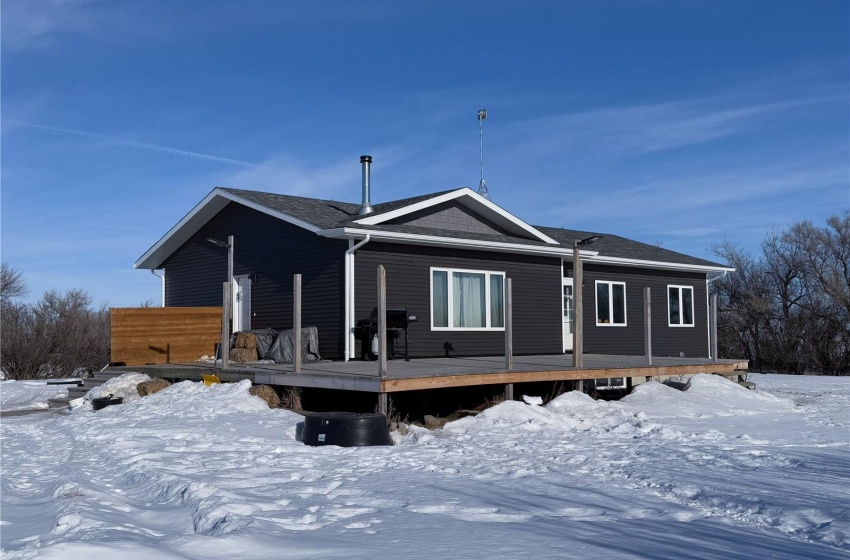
top-left (352, 188), bottom-right (558, 245)
top-left (134, 188), bottom-right (344, 270)
top-left (386, 200), bottom-right (513, 237)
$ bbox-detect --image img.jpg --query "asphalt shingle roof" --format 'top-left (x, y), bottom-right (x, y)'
top-left (536, 226), bottom-right (726, 268)
top-left (220, 187), bottom-right (727, 269)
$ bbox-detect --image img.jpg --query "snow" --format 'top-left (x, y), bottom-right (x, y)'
top-left (0, 380), bottom-right (72, 411)
top-left (1, 373), bottom-right (848, 559)
top-left (85, 373), bottom-right (151, 403)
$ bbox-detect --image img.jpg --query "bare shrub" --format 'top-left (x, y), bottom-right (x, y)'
top-left (0, 267), bottom-right (110, 380)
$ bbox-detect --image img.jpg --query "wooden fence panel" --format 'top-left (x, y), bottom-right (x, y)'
top-left (111, 307), bottom-right (222, 365)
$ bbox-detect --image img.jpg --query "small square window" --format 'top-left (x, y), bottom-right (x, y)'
top-left (668, 285), bottom-right (695, 327)
top-left (596, 281), bottom-right (627, 326)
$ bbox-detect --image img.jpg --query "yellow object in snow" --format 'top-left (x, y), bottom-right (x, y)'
top-left (202, 374), bottom-right (221, 386)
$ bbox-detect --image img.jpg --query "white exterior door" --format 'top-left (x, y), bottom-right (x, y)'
top-left (232, 275), bottom-right (252, 333)
top-left (563, 278), bottom-right (574, 352)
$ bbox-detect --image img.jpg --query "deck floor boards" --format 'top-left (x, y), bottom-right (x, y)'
top-left (112, 354), bottom-right (747, 393)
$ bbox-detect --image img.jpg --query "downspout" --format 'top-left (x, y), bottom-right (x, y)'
top-left (150, 269), bottom-right (165, 307)
top-left (705, 271), bottom-right (728, 359)
top-left (344, 235), bottom-right (371, 361)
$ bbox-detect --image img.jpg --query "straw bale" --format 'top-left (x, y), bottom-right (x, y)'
top-left (235, 332), bottom-right (258, 350)
top-left (229, 348), bottom-right (259, 363)
top-left (249, 384), bottom-right (281, 408)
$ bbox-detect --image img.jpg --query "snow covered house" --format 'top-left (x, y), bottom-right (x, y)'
top-left (133, 156), bottom-right (732, 363)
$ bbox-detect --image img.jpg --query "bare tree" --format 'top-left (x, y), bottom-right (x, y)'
top-left (0, 263), bottom-right (28, 304)
top-left (712, 212), bottom-right (850, 375)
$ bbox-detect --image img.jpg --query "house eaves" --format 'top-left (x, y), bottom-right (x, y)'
top-left (351, 187), bottom-right (560, 245)
top-left (319, 227), bottom-right (593, 258)
top-left (583, 255), bottom-right (735, 274)
top-left (134, 188), bottom-right (322, 270)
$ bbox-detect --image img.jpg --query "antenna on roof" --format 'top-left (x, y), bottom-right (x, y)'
top-left (477, 109), bottom-right (490, 200)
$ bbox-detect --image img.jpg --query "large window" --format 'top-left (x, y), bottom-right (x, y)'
top-left (668, 285), bottom-right (694, 327)
top-left (431, 268), bottom-right (505, 330)
top-left (596, 281), bottom-right (626, 326)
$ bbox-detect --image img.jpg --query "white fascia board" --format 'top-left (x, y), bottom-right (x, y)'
top-left (134, 188), bottom-right (320, 270)
top-left (319, 227), bottom-right (587, 258)
top-left (584, 254), bottom-right (735, 274)
top-left (352, 187), bottom-right (559, 245)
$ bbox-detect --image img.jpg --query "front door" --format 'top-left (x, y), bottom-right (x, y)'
top-left (563, 278), bottom-right (574, 352)
top-left (232, 275), bottom-right (252, 333)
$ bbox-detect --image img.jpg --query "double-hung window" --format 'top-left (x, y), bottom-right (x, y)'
top-left (431, 268), bottom-right (505, 330)
top-left (668, 285), bottom-right (694, 326)
top-left (596, 280), bottom-right (626, 326)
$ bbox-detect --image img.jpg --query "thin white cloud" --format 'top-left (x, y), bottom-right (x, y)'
top-left (2, 0), bottom-right (107, 51)
top-left (2, 119), bottom-right (263, 168)
top-left (505, 92), bottom-right (844, 162)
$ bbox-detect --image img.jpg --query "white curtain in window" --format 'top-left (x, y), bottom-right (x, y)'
top-left (453, 272), bottom-right (485, 327)
top-left (490, 275), bottom-right (504, 328)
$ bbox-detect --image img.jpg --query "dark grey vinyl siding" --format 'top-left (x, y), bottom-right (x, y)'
top-left (566, 263), bottom-right (709, 358)
top-left (162, 203), bottom-right (347, 358)
top-left (388, 201), bottom-right (514, 237)
top-left (355, 242), bottom-right (562, 358)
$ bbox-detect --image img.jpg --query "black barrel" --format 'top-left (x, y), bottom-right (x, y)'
top-left (301, 412), bottom-right (393, 447)
top-left (92, 396), bottom-right (123, 410)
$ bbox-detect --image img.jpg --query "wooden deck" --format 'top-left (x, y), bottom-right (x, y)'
top-left (111, 354), bottom-right (748, 394)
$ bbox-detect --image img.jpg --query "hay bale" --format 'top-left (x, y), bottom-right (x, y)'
top-left (137, 378), bottom-right (171, 397)
top-left (249, 384), bottom-right (281, 408)
top-left (235, 332), bottom-right (258, 350)
top-left (229, 348), bottom-right (259, 363)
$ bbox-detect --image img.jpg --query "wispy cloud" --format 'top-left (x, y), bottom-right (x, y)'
top-left (2, 119), bottom-right (264, 168)
top-left (2, 0), bottom-right (110, 51)
top-left (503, 91), bottom-right (845, 163)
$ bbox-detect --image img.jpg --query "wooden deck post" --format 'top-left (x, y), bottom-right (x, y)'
top-left (572, 241), bottom-right (584, 369)
top-left (504, 383), bottom-right (514, 401)
top-left (378, 265), bottom-right (387, 378)
top-left (505, 278), bottom-right (513, 370)
top-left (378, 392), bottom-right (388, 416)
top-left (711, 294), bottom-right (718, 363)
top-left (293, 274), bottom-right (302, 373)
top-left (221, 282), bottom-right (231, 370)
top-left (644, 287), bottom-right (652, 366)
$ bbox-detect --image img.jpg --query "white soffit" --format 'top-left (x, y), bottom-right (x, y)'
top-left (352, 188), bottom-right (559, 245)
top-left (134, 188), bottom-right (320, 270)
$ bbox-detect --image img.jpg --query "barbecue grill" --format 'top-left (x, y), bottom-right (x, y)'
top-left (356, 308), bottom-right (417, 361)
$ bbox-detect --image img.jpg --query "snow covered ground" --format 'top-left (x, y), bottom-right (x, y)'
top-left (0, 380), bottom-right (71, 412)
top-left (1, 373), bottom-right (847, 559)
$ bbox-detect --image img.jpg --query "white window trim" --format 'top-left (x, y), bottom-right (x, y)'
top-left (595, 280), bottom-right (627, 327)
top-left (430, 267), bottom-right (506, 331)
top-left (668, 284), bottom-right (695, 327)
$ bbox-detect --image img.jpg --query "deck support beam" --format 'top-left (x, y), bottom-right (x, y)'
top-left (293, 274), bottom-right (302, 373)
top-left (572, 241), bottom-right (584, 369)
top-left (378, 265), bottom-right (387, 378)
top-left (644, 287), bottom-right (652, 366)
top-left (711, 294), bottom-right (718, 363)
top-left (505, 278), bottom-right (513, 370)
top-left (220, 281), bottom-right (231, 370)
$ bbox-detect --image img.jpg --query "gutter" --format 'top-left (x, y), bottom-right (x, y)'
top-left (150, 269), bottom-right (165, 307)
top-left (319, 227), bottom-right (585, 258)
top-left (344, 235), bottom-right (371, 361)
top-left (705, 270), bottom-right (730, 359)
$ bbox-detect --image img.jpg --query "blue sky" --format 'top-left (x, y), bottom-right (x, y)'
top-left (2, 1), bottom-right (848, 307)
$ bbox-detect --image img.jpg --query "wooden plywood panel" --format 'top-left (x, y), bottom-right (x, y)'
top-left (110, 307), bottom-right (222, 365)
